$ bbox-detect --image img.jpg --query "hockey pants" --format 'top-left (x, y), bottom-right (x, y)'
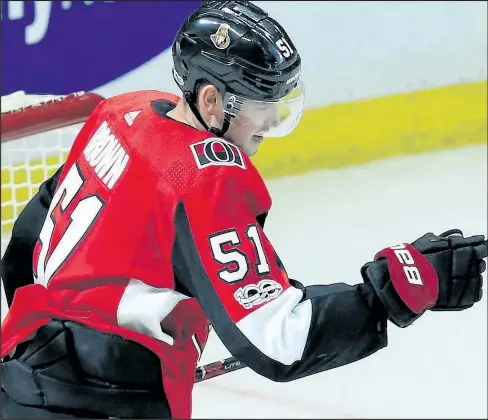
top-left (0, 320), bottom-right (172, 419)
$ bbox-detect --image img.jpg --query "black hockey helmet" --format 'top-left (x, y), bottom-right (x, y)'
top-left (172, 0), bottom-right (304, 138)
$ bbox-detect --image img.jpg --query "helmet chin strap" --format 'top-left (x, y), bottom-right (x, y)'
top-left (185, 93), bottom-right (230, 137)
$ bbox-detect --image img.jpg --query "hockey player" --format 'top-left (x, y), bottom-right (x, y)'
top-left (1, 1), bottom-right (487, 418)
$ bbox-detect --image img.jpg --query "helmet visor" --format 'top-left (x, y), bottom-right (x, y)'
top-left (224, 80), bottom-right (305, 138)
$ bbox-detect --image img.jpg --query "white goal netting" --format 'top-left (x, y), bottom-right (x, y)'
top-left (1, 91), bottom-right (104, 254)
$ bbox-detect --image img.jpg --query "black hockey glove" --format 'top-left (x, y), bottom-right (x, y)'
top-left (361, 229), bottom-right (487, 328)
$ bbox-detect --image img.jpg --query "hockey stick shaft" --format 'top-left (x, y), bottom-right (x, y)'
top-left (195, 356), bottom-right (247, 383)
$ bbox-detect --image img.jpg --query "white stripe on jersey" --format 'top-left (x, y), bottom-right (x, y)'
top-left (191, 333), bottom-right (202, 361)
top-left (117, 278), bottom-right (190, 345)
top-left (236, 287), bottom-right (312, 365)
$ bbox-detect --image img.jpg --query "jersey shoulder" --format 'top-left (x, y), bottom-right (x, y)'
top-left (158, 135), bottom-right (272, 219)
top-left (65, 90), bottom-right (180, 157)
top-left (99, 90), bottom-right (181, 114)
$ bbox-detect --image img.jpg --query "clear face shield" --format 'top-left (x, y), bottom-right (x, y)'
top-left (223, 80), bottom-right (305, 139)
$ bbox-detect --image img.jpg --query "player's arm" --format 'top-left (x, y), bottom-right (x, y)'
top-left (1, 165), bottom-right (63, 306)
top-left (170, 167), bottom-right (486, 382)
top-left (172, 202), bottom-right (386, 381)
top-left (169, 167), bottom-right (388, 382)
top-left (174, 205), bottom-right (387, 381)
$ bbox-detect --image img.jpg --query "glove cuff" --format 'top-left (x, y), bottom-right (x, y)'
top-left (361, 260), bottom-right (425, 328)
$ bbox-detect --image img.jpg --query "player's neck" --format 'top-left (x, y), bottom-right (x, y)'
top-left (167, 101), bottom-right (205, 131)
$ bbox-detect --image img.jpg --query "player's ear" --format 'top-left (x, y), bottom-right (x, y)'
top-left (200, 84), bottom-right (223, 117)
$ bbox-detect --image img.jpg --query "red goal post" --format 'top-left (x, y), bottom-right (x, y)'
top-left (1, 91), bottom-right (104, 253)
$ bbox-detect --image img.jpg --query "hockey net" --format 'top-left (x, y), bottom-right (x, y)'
top-left (1, 91), bottom-right (104, 255)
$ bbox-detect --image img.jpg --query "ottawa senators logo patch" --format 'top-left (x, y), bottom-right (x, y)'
top-left (190, 138), bottom-right (246, 170)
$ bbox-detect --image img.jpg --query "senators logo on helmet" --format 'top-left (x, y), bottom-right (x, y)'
top-left (190, 138), bottom-right (246, 169)
top-left (210, 23), bottom-right (231, 50)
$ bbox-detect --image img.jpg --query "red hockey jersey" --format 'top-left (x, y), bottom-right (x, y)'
top-left (2, 90), bottom-right (387, 418)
